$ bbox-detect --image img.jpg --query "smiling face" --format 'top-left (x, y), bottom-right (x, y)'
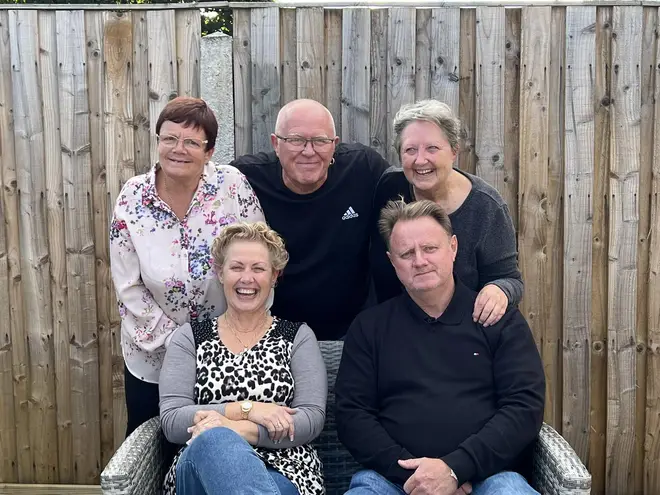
top-left (218, 240), bottom-right (278, 314)
top-left (158, 120), bottom-right (214, 184)
top-left (271, 100), bottom-right (338, 195)
top-left (387, 216), bottom-right (457, 294)
top-left (399, 120), bottom-right (457, 194)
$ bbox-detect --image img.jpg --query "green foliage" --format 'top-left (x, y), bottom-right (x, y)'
top-left (0, 0), bottom-right (269, 36)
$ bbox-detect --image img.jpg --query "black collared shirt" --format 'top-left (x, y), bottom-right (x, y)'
top-left (335, 278), bottom-right (545, 486)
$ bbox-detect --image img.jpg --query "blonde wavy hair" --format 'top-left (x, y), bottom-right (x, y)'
top-left (211, 221), bottom-right (289, 273)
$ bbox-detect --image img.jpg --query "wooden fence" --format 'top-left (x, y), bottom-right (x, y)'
top-left (0, 3), bottom-right (658, 494)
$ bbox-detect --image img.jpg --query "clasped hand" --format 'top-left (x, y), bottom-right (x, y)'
top-left (398, 458), bottom-right (472, 495)
top-left (247, 402), bottom-right (298, 443)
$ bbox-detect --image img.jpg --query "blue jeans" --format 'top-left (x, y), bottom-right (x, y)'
top-left (345, 469), bottom-right (539, 495)
top-left (175, 427), bottom-right (299, 495)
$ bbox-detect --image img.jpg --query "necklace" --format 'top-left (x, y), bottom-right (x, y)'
top-left (223, 313), bottom-right (269, 353)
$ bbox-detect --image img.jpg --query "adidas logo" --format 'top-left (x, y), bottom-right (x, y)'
top-left (342, 207), bottom-right (359, 220)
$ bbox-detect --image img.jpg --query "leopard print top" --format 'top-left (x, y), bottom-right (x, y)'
top-left (163, 316), bottom-right (325, 495)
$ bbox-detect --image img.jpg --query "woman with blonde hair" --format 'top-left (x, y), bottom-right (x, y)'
top-left (159, 221), bottom-right (327, 495)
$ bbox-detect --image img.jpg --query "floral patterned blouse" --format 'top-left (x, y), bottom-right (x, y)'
top-left (110, 161), bottom-right (265, 384)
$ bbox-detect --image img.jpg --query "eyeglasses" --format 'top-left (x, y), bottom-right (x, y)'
top-left (157, 134), bottom-right (208, 151)
top-left (275, 134), bottom-right (335, 151)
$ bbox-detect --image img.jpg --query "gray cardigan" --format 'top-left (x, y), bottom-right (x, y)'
top-left (159, 321), bottom-right (327, 448)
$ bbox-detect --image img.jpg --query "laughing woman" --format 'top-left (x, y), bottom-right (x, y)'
top-left (159, 222), bottom-right (327, 495)
top-left (110, 97), bottom-right (264, 436)
top-left (370, 99), bottom-right (523, 327)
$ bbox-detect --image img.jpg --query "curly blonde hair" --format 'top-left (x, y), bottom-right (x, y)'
top-left (211, 221), bottom-right (289, 273)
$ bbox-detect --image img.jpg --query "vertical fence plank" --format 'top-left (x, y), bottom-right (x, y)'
top-left (548, 5), bottom-right (566, 435)
top-left (590, 8), bottom-right (612, 492)
top-left (415, 9), bottom-right (431, 100)
top-left (133, 11), bottom-right (150, 176)
top-left (85, 9), bottom-right (113, 469)
top-left (607, 6), bottom-right (642, 493)
top-left (10, 9), bottom-right (58, 483)
top-left (430, 8), bottom-right (460, 112)
top-left (370, 9), bottom-right (388, 160)
top-left (325, 9), bottom-right (342, 136)
top-left (563, 5), bottom-right (596, 464)
top-left (387, 8), bottom-right (416, 164)
top-left (458, 8), bottom-right (476, 175)
top-left (296, 7), bottom-right (324, 103)
top-left (504, 8), bottom-right (521, 227)
top-left (233, 9), bottom-right (252, 156)
top-left (103, 11), bottom-right (134, 446)
top-left (0, 9), bottom-right (18, 485)
top-left (148, 10), bottom-right (177, 164)
top-left (4, 10), bottom-right (29, 484)
top-left (475, 7), bottom-right (505, 195)
top-left (636, 8), bottom-right (656, 494)
top-left (518, 6), bottom-right (556, 427)
top-left (57, 10), bottom-right (101, 483)
top-left (40, 9), bottom-right (70, 484)
top-left (280, 8), bottom-right (297, 108)
top-left (341, 9), bottom-right (370, 144)
top-left (646, 9), bottom-right (660, 490)
top-left (176, 10), bottom-right (200, 98)
top-left (251, 8), bottom-right (279, 153)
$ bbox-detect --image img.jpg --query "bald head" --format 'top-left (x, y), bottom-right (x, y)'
top-left (275, 99), bottom-right (336, 137)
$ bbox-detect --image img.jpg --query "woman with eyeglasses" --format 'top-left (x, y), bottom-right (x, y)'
top-left (110, 96), bottom-right (265, 436)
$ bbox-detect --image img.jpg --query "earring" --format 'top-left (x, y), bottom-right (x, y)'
top-left (329, 157), bottom-right (336, 166)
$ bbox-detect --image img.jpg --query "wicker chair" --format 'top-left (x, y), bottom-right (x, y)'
top-left (101, 340), bottom-right (591, 495)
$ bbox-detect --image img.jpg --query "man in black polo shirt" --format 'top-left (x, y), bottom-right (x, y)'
top-left (336, 199), bottom-right (545, 495)
top-left (232, 99), bottom-right (390, 340)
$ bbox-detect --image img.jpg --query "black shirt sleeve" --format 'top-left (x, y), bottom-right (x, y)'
top-left (441, 309), bottom-right (545, 484)
top-left (335, 316), bottom-right (415, 486)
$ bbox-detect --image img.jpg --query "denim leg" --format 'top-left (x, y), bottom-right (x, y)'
top-left (175, 427), bottom-right (281, 495)
top-left (267, 468), bottom-right (299, 495)
top-left (472, 471), bottom-right (540, 495)
top-left (344, 470), bottom-right (406, 495)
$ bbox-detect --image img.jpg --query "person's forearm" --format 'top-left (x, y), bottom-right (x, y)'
top-left (160, 404), bottom-right (228, 444)
top-left (233, 420), bottom-right (259, 445)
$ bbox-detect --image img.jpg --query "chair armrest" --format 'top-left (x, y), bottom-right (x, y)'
top-left (101, 417), bottom-right (167, 495)
top-left (533, 423), bottom-right (592, 495)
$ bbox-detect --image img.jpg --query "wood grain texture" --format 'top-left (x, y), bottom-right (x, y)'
top-left (250, 7), bottom-right (280, 153)
top-left (387, 8), bottom-right (416, 164)
top-left (341, 8), bottom-right (370, 144)
top-left (370, 9), bottom-right (388, 159)
top-left (546, 4), bottom-right (566, 434)
top-left (0, 484), bottom-right (100, 495)
top-left (518, 6), bottom-right (556, 426)
top-left (0, 8), bottom-right (18, 484)
top-left (458, 8), bottom-right (476, 174)
top-left (325, 9), bottom-right (342, 136)
top-left (590, 8), bottom-right (612, 492)
top-left (10, 9), bottom-right (58, 483)
top-left (606, 7), bottom-right (642, 494)
top-left (280, 8), bottom-right (297, 107)
top-left (562, 5), bottom-right (596, 464)
top-left (132, 11), bottom-right (150, 176)
top-left (39, 10), bottom-right (70, 484)
top-left (57, 10), bottom-right (101, 483)
top-left (475, 7), bottom-right (506, 195)
top-left (176, 9), bottom-right (200, 98)
top-left (415, 9), bottom-right (431, 100)
top-left (233, 8), bottom-right (252, 155)
top-left (84, 10), bottom-right (114, 469)
top-left (147, 10), bottom-right (177, 163)
top-left (503, 8), bottom-right (521, 227)
top-left (430, 8), bottom-right (460, 111)
top-left (296, 7), bottom-right (324, 102)
top-left (646, 9), bottom-right (660, 491)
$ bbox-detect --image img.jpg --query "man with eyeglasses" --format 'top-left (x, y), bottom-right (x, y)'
top-left (232, 99), bottom-right (391, 340)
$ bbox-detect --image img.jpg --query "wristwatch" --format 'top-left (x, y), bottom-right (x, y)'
top-left (240, 400), bottom-right (253, 419)
top-left (449, 468), bottom-right (458, 484)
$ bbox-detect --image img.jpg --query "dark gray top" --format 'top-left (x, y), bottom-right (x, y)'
top-left (159, 320), bottom-right (327, 448)
top-left (370, 167), bottom-right (523, 305)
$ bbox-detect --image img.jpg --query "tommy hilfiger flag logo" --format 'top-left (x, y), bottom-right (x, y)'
top-left (342, 207), bottom-right (359, 220)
